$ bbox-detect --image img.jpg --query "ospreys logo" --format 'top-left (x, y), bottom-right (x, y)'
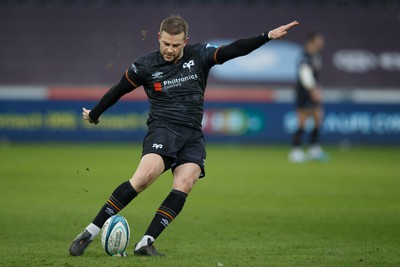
top-left (152, 143), bottom-right (163, 149)
top-left (183, 60), bottom-right (194, 70)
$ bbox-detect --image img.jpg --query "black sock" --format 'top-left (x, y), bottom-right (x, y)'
top-left (144, 189), bottom-right (187, 239)
top-left (293, 128), bottom-right (304, 147)
top-left (92, 181), bottom-right (138, 228)
top-left (310, 127), bottom-right (319, 145)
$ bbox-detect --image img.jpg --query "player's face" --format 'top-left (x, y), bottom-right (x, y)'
top-left (158, 31), bottom-right (188, 63)
top-left (312, 35), bottom-right (325, 53)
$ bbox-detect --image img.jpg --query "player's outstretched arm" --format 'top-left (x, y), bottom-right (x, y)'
top-left (215, 20), bottom-right (299, 64)
top-left (82, 107), bottom-right (100, 125)
top-left (267, 20), bottom-right (299, 39)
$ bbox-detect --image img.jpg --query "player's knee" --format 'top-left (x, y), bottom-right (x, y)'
top-left (130, 168), bottom-right (160, 192)
top-left (173, 176), bottom-right (198, 194)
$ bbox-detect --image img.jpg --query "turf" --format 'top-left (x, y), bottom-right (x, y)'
top-left (0, 143), bottom-right (399, 267)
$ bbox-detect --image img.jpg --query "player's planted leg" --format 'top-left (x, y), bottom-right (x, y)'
top-left (135, 163), bottom-right (199, 256)
top-left (134, 189), bottom-right (187, 256)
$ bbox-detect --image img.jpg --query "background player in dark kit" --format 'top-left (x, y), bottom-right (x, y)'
top-left (288, 32), bottom-right (326, 163)
top-left (69, 15), bottom-right (299, 256)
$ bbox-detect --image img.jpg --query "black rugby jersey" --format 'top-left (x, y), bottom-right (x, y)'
top-left (295, 52), bottom-right (322, 92)
top-left (89, 34), bottom-right (270, 127)
top-left (126, 43), bottom-right (218, 130)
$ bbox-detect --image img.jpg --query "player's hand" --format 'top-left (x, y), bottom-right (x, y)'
top-left (310, 87), bottom-right (322, 104)
top-left (82, 108), bottom-right (100, 125)
top-left (268, 20), bottom-right (299, 39)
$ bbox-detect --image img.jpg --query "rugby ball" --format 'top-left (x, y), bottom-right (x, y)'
top-left (101, 215), bottom-right (130, 256)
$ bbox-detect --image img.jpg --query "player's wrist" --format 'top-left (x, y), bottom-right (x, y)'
top-left (88, 112), bottom-right (100, 124)
top-left (261, 31), bottom-right (272, 41)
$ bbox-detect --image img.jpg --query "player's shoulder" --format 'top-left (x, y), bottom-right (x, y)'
top-left (131, 50), bottom-right (163, 73)
top-left (136, 50), bottom-right (161, 64)
top-left (185, 43), bottom-right (219, 53)
top-left (184, 43), bottom-right (203, 53)
top-left (299, 52), bottom-right (312, 65)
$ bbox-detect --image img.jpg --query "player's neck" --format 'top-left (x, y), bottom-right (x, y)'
top-left (173, 51), bottom-right (185, 64)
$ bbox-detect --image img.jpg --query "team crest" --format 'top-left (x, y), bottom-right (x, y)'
top-left (152, 143), bottom-right (163, 149)
top-left (183, 60), bottom-right (194, 70)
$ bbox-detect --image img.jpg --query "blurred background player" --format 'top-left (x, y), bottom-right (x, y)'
top-left (289, 31), bottom-right (326, 162)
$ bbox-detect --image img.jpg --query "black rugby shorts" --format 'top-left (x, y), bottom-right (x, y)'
top-left (296, 88), bottom-right (320, 109)
top-left (142, 121), bottom-right (206, 178)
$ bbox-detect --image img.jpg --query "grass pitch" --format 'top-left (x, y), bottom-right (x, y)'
top-left (0, 143), bottom-right (399, 267)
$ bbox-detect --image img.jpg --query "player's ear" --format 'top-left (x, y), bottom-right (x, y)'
top-left (183, 37), bottom-right (189, 46)
top-left (158, 32), bottom-right (161, 41)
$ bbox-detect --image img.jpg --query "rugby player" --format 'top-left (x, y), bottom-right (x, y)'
top-left (289, 32), bottom-right (326, 162)
top-left (69, 15), bottom-right (298, 257)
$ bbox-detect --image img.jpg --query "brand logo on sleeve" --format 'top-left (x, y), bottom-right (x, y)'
top-left (131, 63), bottom-right (138, 73)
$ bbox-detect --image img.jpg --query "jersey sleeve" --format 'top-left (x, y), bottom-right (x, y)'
top-left (198, 43), bottom-right (220, 68)
top-left (88, 57), bottom-right (147, 121)
top-left (125, 59), bottom-right (146, 87)
top-left (89, 73), bottom-right (137, 121)
top-left (214, 34), bottom-right (270, 64)
top-left (298, 63), bottom-right (316, 90)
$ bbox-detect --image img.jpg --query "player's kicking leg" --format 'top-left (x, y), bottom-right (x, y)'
top-left (134, 162), bottom-right (200, 256)
top-left (68, 154), bottom-right (164, 256)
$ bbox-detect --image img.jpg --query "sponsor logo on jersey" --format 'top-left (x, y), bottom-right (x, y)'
top-left (152, 143), bottom-right (163, 149)
top-left (152, 71), bottom-right (163, 79)
top-left (183, 60), bottom-right (195, 70)
top-left (163, 74), bottom-right (198, 90)
top-left (154, 82), bottom-right (162, 91)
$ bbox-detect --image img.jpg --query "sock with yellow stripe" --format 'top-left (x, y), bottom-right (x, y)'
top-left (144, 189), bottom-right (187, 240)
top-left (87, 181), bottom-right (138, 239)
